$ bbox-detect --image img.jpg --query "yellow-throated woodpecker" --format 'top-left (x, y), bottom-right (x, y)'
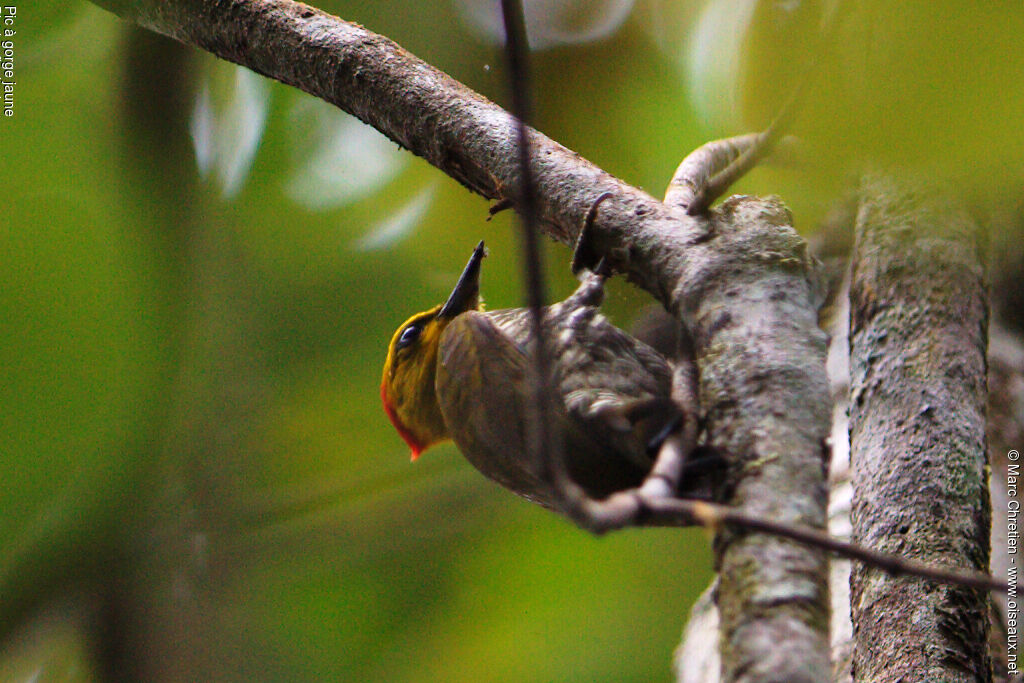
top-left (381, 241), bottom-right (680, 508)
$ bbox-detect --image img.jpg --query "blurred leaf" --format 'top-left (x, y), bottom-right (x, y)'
top-left (190, 62), bottom-right (272, 197)
top-left (0, 600), bottom-right (99, 683)
top-left (454, 0), bottom-right (635, 49)
top-left (355, 181), bottom-right (440, 251)
top-left (681, 0), bottom-right (759, 132)
top-left (285, 101), bottom-right (410, 212)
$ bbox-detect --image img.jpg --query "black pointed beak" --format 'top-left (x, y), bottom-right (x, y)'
top-left (438, 240), bottom-right (486, 319)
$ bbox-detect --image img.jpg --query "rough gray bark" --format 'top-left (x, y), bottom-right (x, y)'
top-left (677, 197), bottom-right (831, 683)
top-left (848, 175), bottom-right (991, 682)
top-left (88, 2), bottom-right (834, 680)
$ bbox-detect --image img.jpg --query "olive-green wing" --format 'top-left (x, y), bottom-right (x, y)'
top-left (437, 311), bottom-right (649, 504)
top-left (436, 311), bottom-right (556, 507)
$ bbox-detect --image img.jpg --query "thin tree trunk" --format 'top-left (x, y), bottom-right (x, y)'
top-left (848, 174), bottom-right (991, 682)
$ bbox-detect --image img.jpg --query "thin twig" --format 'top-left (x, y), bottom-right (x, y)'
top-left (683, 112), bottom-right (793, 215)
top-left (668, 7), bottom-right (842, 215)
top-left (639, 497), bottom-right (1008, 594)
top-left (559, 434), bottom-right (1007, 593)
top-left (666, 111), bottom-right (798, 216)
top-left (664, 132), bottom-right (761, 213)
top-left (500, 0), bottom-right (563, 486)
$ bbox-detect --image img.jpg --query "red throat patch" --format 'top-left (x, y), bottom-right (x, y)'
top-left (380, 381), bottom-right (425, 461)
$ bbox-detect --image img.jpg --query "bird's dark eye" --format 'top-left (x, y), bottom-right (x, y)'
top-left (396, 324), bottom-right (421, 350)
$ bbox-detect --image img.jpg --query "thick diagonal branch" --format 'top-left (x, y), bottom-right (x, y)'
top-left (93, 0), bottom-right (702, 302)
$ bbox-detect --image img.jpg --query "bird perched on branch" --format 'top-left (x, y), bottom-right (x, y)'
top-left (380, 240), bottom-right (683, 509)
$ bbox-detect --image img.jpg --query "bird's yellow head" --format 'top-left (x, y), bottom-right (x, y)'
top-left (381, 241), bottom-right (486, 461)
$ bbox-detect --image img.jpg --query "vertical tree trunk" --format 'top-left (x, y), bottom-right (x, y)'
top-left (848, 174), bottom-right (991, 682)
top-left (673, 196), bottom-right (832, 683)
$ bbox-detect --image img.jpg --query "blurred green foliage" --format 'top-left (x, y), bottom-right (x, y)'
top-left (3, 0), bottom-right (1020, 680)
top-left (2, 1), bottom-right (713, 681)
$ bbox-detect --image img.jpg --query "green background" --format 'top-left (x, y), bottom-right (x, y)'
top-left (2, 0), bottom-right (1021, 680)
